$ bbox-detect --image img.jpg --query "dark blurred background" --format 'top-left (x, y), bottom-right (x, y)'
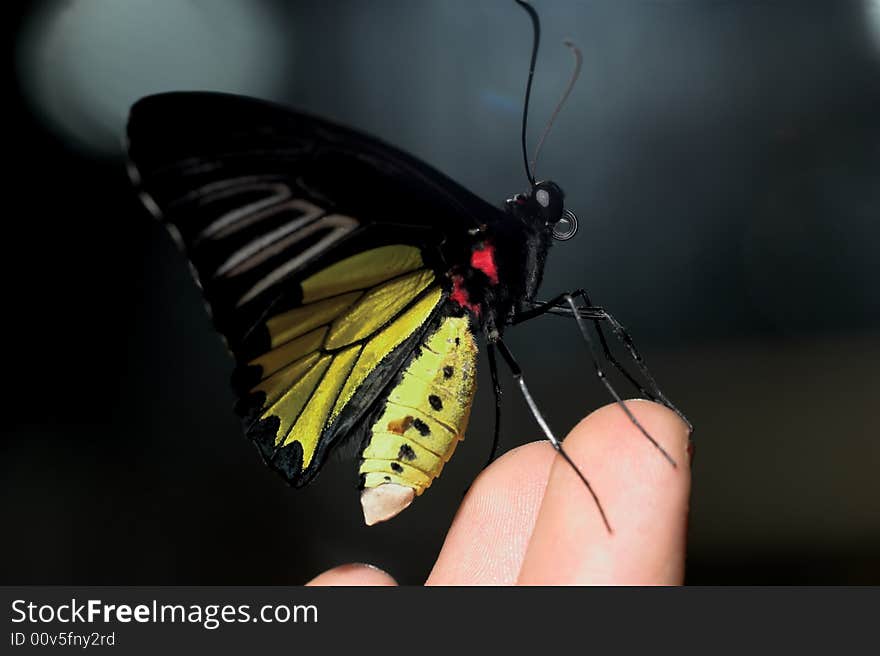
top-left (3, 0), bottom-right (878, 584)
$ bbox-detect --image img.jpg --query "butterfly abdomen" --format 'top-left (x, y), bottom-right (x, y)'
top-left (359, 315), bottom-right (478, 525)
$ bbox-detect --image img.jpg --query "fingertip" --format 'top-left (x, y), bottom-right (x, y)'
top-left (567, 399), bottom-right (692, 475)
top-left (306, 563), bottom-right (398, 586)
top-left (427, 441), bottom-right (556, 585)
top-left (518, 400), bottom-right (692, 585)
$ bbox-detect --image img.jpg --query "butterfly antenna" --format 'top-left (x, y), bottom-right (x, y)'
top-left (531, 40), bottom-right (583, 180)
top-left (515, 0), bottom-right (540, 187)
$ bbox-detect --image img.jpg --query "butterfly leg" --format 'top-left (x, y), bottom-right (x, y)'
top-left (495, 338), bottom-right (612, 533)
top-left (521, 291), bottom-right (691, 433)
top-left (571, 291), bottom-right (692, 433)
top-left (513, 292), bottom-right (682, 466)
top-left (561, 294), bottom-right (679, 466)
top-left (485, 342), bottom-right (504, 469)
top-left (515, 292), bottom-right (655, 403)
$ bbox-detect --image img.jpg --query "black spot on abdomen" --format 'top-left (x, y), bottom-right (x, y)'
top-left (413, 418), bottom-right (431, 436)
top-left (443, 365), bottom-right (454, 379)
top-left (429, 395), bottom-right (443, 411)
top-left (390, 462), bottom-right (403, 473)
top-left (398, 444), bottom-right (416, 461)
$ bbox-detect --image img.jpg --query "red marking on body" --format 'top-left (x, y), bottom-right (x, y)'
top-left (450, 274), bottom-right (481, 316)
top-left (387, 416), bottom-right (414, 435)
top-left (470, 243), bottom-right (499, 284)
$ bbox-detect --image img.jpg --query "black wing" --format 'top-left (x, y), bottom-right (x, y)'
top-left (127, 92), bottom-right (504, 486)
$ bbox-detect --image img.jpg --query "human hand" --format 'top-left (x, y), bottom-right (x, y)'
top-left (307, 400), bottom-right (692, 585)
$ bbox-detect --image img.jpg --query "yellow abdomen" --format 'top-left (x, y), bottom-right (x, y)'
top-left (359, 315), bottom-right (478, 525)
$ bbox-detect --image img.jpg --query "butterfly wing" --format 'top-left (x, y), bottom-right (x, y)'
top-left (127, 92), bottom-right (504, 487)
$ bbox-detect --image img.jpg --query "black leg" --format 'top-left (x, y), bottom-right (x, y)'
top-left (512, 291), bottom-right (582, 324)
top-left (515, 292), bottom-right (653, 401)
top-left (495, 339), bottom-right (613, 533)
top-left (486, 342), bottom-right (504, 469)
top-left (519, 294), bottom-right (692, 434)
top-left (560, 294), bottom-right (678, 466)
top-left (572, 290), bottom-right (656, 402)
top-left (576, 291), bottom-right (691, 431)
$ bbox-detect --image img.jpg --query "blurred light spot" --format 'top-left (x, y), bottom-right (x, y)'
top-left (867, 0), bottom-right (880, 56)
top-left (16, 0), bottom-right (290, 155)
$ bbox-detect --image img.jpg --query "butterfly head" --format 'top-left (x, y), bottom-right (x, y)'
top-left (511, 1), bottom-right (583, 243)
top-left (508, 180), bottom-right (579, 241)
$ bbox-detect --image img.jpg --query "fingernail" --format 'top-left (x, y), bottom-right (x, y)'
top-left (341, 562), bottom-right (390, 575)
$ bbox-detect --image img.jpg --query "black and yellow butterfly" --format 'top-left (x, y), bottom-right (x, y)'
top-left (127, 1), bottom-right (687, 529)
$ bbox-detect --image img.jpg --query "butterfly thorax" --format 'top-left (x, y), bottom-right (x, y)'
top-left (443, 183), bottom-right (560, 340)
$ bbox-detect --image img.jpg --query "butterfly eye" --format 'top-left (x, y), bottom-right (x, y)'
top-left (551, 209), bottom-right (578, 241)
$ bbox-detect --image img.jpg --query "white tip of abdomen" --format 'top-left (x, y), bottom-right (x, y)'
top-left (361, 484), bottom-right (415, 526)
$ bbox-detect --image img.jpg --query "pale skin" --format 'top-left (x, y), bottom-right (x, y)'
top-left (307, 400), bottom-right (692, 586)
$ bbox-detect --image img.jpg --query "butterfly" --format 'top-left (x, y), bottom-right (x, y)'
top-left (126, 0), bottom-right (688, 530)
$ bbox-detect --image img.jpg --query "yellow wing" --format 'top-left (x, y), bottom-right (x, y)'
top-left (237, 244), bottom-right (446, 485)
